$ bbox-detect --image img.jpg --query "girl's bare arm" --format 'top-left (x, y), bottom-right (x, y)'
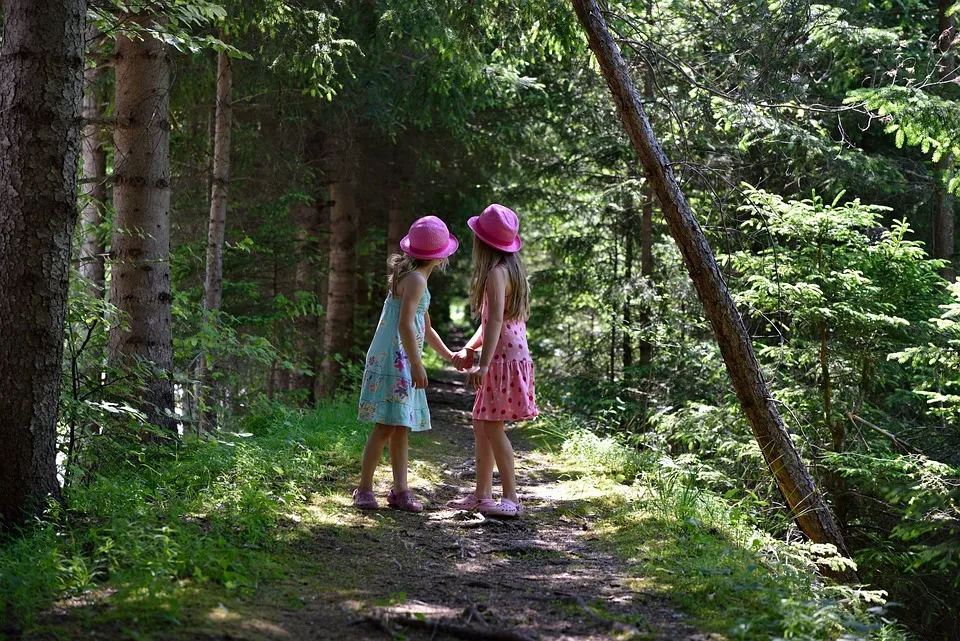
top-left (424, 311), bottom-right (454, 361)
top-left (397, 274), bottom-right (428, 388)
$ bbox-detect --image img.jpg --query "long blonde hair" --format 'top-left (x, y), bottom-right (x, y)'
top-left (387, 253), bottom-right (447, 296)
top-left (469, 238), bottom-right (530, 321)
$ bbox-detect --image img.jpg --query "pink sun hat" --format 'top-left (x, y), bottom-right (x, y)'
top-left (400, 216), bottom-right (459, 259)
top-left (467, 204), bottom-right (522, 252)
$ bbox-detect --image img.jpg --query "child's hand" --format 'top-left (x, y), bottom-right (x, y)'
top-left (452, 348), bottom-right (474, 371)
top-left (411, 362), bottom-right (429, 389)
top-left (466, 364), bottom-right (487, 391)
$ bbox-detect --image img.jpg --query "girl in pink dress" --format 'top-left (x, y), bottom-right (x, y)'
top-left (448, 204), bottom-right (537, 518)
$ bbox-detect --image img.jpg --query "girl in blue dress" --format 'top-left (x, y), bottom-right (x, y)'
top-left (353, 216), bottom-right (459, 512)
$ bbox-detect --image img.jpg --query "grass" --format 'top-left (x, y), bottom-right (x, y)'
top-left (0, 398), bottom-right (395, 639)
top-left (541, 423), bottom-right (913, 641)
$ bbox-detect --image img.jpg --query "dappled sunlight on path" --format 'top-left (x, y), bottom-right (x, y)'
top-left (31, 373), bottom-right (704, 641)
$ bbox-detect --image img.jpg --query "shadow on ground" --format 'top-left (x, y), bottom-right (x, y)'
top-left (29, 373), bottom-right (705, 641)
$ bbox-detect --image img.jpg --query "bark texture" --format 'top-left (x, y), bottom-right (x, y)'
top-left (79, 41), bottom-right (108, 296)
top-left (572, 0), bottom-right (851, 560)
top-left (321, 154), bottom-right (359, 398)
top-left (386, 140), bottom-right (415, 259)
top-left (290, 198), bottom-right (321, 402)
top-left (198, 46), bottom-right (233, 429)
top-left (934, 0), bottom-right (957, 282)
top-left (108, 22), bottom-right (176, 434)
top-left (203, 47), bottom-right (233, 316)
top-left (0, 0), bottom-right (85, 525)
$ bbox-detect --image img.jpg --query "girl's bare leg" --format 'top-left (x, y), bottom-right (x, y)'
top-left (473, 420), bottom-right (495, 499)
top-left (389, 426), bottom-right (409, 492)
top-left (358, 424), bottom-right (396, 491)
top-left (480, 420), bottom-right (518, 502)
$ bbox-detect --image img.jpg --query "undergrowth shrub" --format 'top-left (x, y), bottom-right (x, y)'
top-left (549, 414), bottom-right (909, 640)
top-left (0, 400), bottom-right (366, 632)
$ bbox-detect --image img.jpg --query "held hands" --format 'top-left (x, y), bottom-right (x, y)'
top-left (451, 347), bottom-right (475, 371)
top-left (411, 361), bottom-right (428, 389)
top-left (466, 364), bottom-right (488, 391)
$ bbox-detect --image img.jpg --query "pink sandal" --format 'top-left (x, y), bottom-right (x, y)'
top-left (352, 488), bottom-right (378, 510)
top-left (479, 498), bottom-right (524, 518)
top-left (445, 493), bottom-right (495, 511)
top-left (387, 488), bottom-right (423, 513)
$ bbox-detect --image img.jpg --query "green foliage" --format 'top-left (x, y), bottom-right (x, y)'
top-left (889, 280), bottom-right (960, 430)
top-left (728, 187), bottom-right (944, 441)
top-left (550, 415), bottom-right (908, 641)
top-left (0, 401), bottom-right (368, 631)
top-left (828, 451), bottom-right (960, 588)
top-left (89, 1), bottom-right (245, 56)
top-left (849, 85), bottom-right (960, 190)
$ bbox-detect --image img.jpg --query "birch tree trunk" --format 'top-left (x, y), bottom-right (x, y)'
top-left (108, 21), bottom-right (176, 435)
top-left (321, 151), bottom-right (359, 398)
top-left (198, 46), bottom-right (233, 430)
top-left (204, 47), bottom-right (233, 319)
top-left (0, 0), bottom-right (85, 525)
top-left (79, 37), bottom-right (108, 297)
top-left (571, 0), bottom-right (851, 561)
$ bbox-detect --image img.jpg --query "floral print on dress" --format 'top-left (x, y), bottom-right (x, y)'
top-left (357, 289), bottom-right (432, 431)
top-left (358, 402), bottom-right (377, 421)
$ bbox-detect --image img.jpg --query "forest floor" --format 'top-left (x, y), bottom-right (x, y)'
top-left (28, 372), bottom-right (716, 641)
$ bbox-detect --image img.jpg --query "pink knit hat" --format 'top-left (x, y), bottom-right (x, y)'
top-left (467, 204), bottom-right (522, 252)
top-left (400, 216), bottom-right (459, 259)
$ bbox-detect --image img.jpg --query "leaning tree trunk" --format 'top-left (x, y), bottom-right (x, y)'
top-left (934, 0), bottom-right (957, 282)
top-left (198, 46), bottom-right (233, 430)
top-left (79, 36), bottom-right (108, 297)
top-left (321, 155), bottom-right (359, 398)
top-left (0, 0), bottom-right (85, 525)
top-left (571, 0), bottom-right (851, 561)
top-left (108, 21), bottom-right (176, 436)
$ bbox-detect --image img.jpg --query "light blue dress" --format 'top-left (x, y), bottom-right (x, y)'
top-left (357, 288), bottom-right (431, 431)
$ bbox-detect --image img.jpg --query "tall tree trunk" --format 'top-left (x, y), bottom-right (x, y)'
top-left (315, 194), bottom-right (332, 402)
top-left (622, 195), bottom-right (634, 370)
top-left (638, 55), bottom-right (656, 368)
top-left (79, 36), bottom-right (108, 297)
top-left (108, 20), bottom-right (176, 435)
top-left (610, 211), bottom-right (618, 382)
top-left (387, 185), bottom-right (406, 259)
top-left (0, 0), bottom-right (85, 525)
top-left (321, 153), bottom-right (359, 398)
top-left (386, 140), bottom-right (415, 259)
top-left (639, 182), bottom-right (654, 368)
top-left (198, 46), bottom-right (233, 430)
top-left (934, 0), bottom-right (957, 282)
top-left (203, 47), bottom-right (233, 322)
top-left (290, 198), bottom-right (320, 402)
top-left (572, 0), bottom-right (851, 563)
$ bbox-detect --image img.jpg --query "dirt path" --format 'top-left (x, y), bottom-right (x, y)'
top-left (271, 373), bottom-right (701, 641)
top-left (37, 374), bottom-right (703, 641)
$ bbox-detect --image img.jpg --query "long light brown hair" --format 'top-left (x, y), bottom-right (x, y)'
top-left (387, 253), bottom-right (447, 296)
top-left (469, 238), bottom-right (530, 321)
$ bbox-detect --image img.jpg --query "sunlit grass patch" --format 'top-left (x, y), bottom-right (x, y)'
top-left (0, 398), bottom-right (373, 636)
top-left (545, 414), bottom-right (909, 641)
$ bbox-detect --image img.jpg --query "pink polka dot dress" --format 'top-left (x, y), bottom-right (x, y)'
top-left (473, 301), bottom-right (538, 422)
